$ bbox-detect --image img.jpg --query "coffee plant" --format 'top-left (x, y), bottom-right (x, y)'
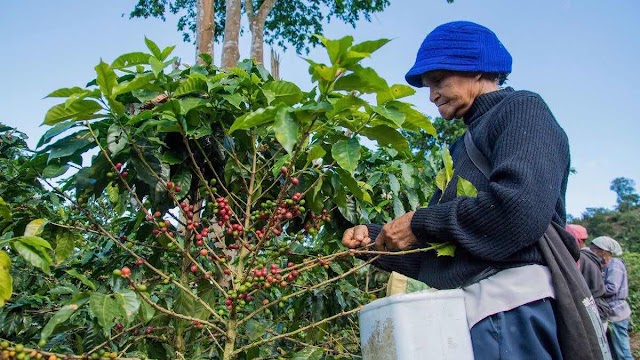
top-left (1, 36), bottom-right (438, 359)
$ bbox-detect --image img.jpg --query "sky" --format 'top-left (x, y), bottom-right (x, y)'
top-left (1, 0), bottom-right (639, 218)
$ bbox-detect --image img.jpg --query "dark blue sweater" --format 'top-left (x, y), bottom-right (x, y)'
top-left (368, 87), bottom-right (571, 289)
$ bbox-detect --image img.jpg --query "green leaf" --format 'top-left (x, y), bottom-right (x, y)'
top-left (172, 168), bottom-right (192, 198)
top-left (90, 292), bottom-right (120, 337)
top-left (330, 262), bottom-right (344, 275)
top-left (328, 95), bottom-right (368, 117)
top-left (245, 320), bottom-right (268, 341)
top-left (0, 251), bottom-right (12, 307)
top-left (456, 176), bottom-right (478, 198)
top-left (229, 105), bottom-right (284, 133)
top-left (37, 121), bottom-right (79, 148)
top-left (46, 87), bottom-right (86, 98)
top-left (401, 163), bottom-right (415, 185)
top-left (393, 197), bottom-right (405, 218)
top-left (24, 219), bottom-right (48, 237)
top-left (377, 84), bottom-right (416, 104)
top-left (15, 236), bottom-right (52, 253)
top-left (430, 242), bottom-right (457, 257)
top-left (389, 174), bottom-right (400, 194)
top-left (222, 94), bottom-right (244, 109)
top-left (0, 197), bottom-right (11, 222)
top-left (106, 182), bottom-right (119, 204)
top-left (113, 73), bottom-right (154, 96)
top-left (114, 289), bottom-right (140, 324)
top-left (443, 147), bottom-right (453, 180)
top-left (138, 299), bottom-right (155, 322)
top-left (107, 125), bottom-right (128, 156)
top-left (372, 105), bottom-right (405, 127)
top-left (162, 151), bottom-right (184, 165)
top-left (341, 50), bottom-right (370, 67)
top-left (350, 39), bottom-right (391, 56)
top-left (174, 290), bottom-right (195, 318)
top-left (65, 269), bottom-right (97, 290)
top-left (397, 104), bottom-right (437, 136)
top-left (306, 144), bottom-right (326, 164)
top-left (55, 231), bottom-right (77, 263)
top-left (292, 347), bottom-right (323, 360)
top-left (145, 37), bottom-right (163, 59)
top-left (436, 168), bottom-right (447, 192)
top-left (41, 293), bottom-right (90, 340)
top-left (107, 97), bottom-right (124, 117)
top-left (111, 52), bottom-right (151, 69)
top-left (42, 163), bottom-right (70, 178)
top-left (13, 241), bottom-right (50, 274)
top-left (331, 138), bottom-right (360, 173)
top-left (262, 81), bottom-right (303, 106)
top-left (43, 100), bottom-right (103, 125)
top-left (95, 61), bottom-right (118, 97)
top-left (149, 56), bottom-right (165, 77)
top-left (360, 125), bottom-right (410, 154)
top-left (405, 188), bottom-right (420, 210)
top-left (174, 76), bottom-right (208, 97)
top-left (273, 109), bottom-right (298, 154)
top-left (318, 35), bottom-right (353, 66)
top-left (161, 45), bottom-right (176, 61)
top-left (63, 90), bottom-right (97, 109)
top-left (333, 66), bottom-right (389, 94)
top-left (127, 110), bottom-right (155, 125)
top-left (336, 168), bottom-right (372, 204)
top-left (305, 59), bottom-right (337, 82)
top-left (179, 97), bottom-right (208, 115)
top-left (48, 130), bottom-right (94, 161)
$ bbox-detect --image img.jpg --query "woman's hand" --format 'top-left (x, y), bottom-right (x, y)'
top-left (342, 225), bottom-right (371, 249)
top-left (375, 211), bottom-right (417, 251)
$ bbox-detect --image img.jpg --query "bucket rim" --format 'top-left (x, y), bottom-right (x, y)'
top-left (360, 288), bottom-right (465, 314)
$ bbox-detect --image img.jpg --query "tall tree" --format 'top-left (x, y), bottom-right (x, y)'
top-left (128, 0), bottom-right (393, 65)
top-left (221, 0), bottom-right (242, 68)
top-left (195, 0), bottom-right (215, 63)
top-left (610, 177), bottom-right (640, 212)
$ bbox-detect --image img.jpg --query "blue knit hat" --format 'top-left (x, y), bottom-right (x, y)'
top-left (405, 21), bottom-right (512, 87)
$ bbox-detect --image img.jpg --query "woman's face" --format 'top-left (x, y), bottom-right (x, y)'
top-left (591, 247), bottom-right (612, 265)
top-left (421, 71), bottom-right (494, 120)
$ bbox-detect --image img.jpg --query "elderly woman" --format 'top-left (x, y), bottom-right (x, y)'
top-left (590, 236), bottom-right (633, 360)
top-left (342, 21), bottom-right (572, 359)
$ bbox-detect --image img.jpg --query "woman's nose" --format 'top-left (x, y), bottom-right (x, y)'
top-left (429, 89), bottom-right (439, 104)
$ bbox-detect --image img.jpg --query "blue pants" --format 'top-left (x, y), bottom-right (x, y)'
top-left (609, 318), bottom-right (633, 360)
top-left (470, 298), bottom-right (562, 360)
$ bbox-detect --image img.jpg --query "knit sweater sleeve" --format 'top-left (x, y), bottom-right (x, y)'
top-left (410, 94), bottom-right (569, 261)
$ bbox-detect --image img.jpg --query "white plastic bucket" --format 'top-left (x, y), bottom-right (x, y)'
top-left (359, 289), bottom-right (474, 360)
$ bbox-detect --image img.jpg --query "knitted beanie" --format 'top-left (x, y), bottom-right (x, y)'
top-left (405, 21), bottom-right (512, 87)
top-left (591, 236), bottom-right (623, 257)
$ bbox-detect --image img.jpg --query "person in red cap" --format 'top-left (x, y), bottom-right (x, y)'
top-left (566, 224), bottom-right (610, 323)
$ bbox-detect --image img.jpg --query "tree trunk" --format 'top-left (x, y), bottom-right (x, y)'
top-left (195, 0), bottom-right (215, 65)
top-left (270, 49), bottom-right (280, 80)
top-left (221, 0), bottom-right (242, 69)
top-left (247, 0), bottom-right (278, 65)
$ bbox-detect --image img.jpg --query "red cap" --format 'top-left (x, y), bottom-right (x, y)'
top-left (566, 224), bottom-right (588, 242)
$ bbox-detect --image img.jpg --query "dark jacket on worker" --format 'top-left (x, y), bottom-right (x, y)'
top-left (579, 248), bottom-right (611, 320)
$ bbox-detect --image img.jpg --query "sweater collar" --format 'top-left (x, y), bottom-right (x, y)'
top-left (463, 87), bottom-right (515, 125)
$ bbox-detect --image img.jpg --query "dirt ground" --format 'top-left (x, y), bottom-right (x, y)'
top-left (630, 331), bottom-right (640, 358)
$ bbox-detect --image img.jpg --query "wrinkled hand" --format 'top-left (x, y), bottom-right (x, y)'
top-left (342, 225), bottom-right (371, 249)
top-left (375, 211), bottom-right (417, 251)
